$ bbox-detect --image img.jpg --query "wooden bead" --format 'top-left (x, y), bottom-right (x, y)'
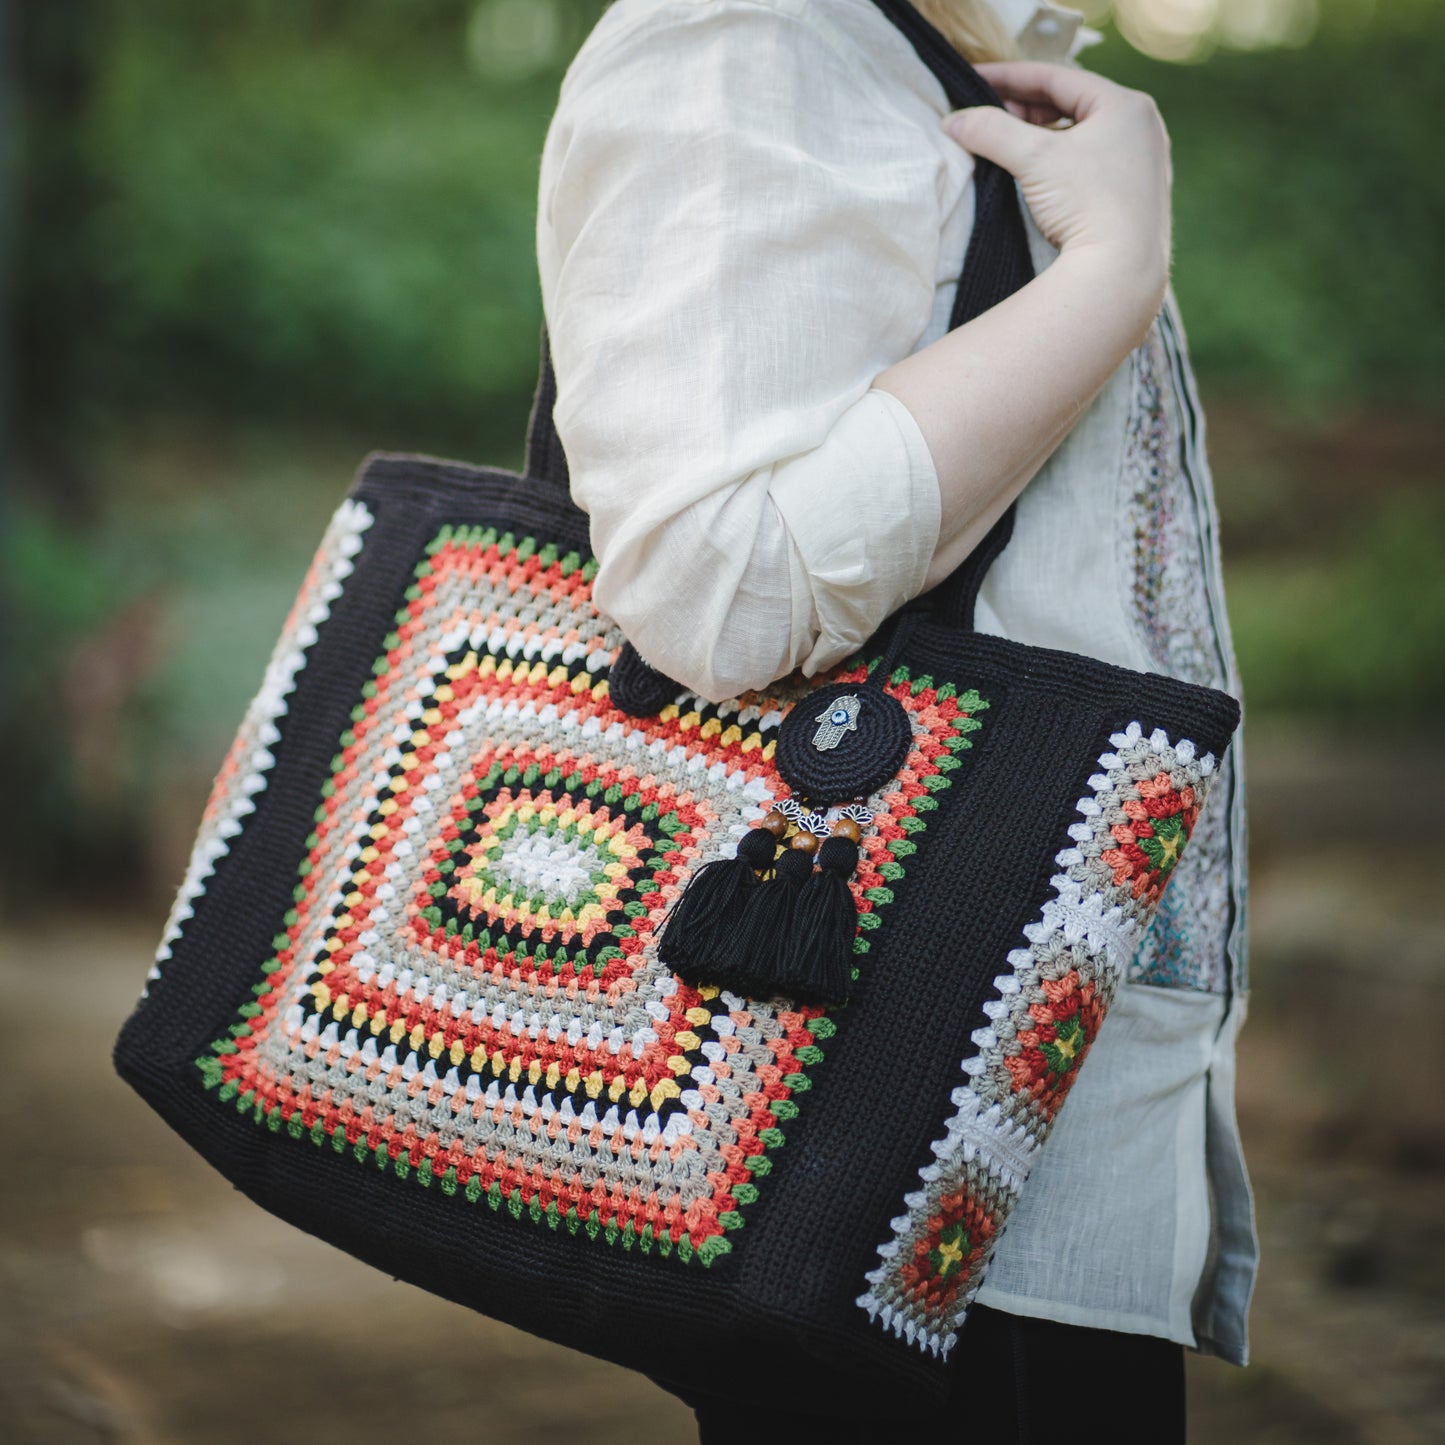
top-left (789, 830), bottom-right (820, 855)
top-left (760, 810), bottom-right (790, 838)
top-left (831, 818), bottom-right (863, 843)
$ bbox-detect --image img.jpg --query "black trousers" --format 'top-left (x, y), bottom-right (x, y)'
top-left (653, 1305), bottom-right (1186, 1444)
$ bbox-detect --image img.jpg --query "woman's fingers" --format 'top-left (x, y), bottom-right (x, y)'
top-left (943, 106), bottom-right (1046, 175)
top-left (1004, 97), bottom-right (1068, 126)
top-left (972, 59), bottom-right (1120, 122)
top-left (939, 59), bottom-right (1172, 282)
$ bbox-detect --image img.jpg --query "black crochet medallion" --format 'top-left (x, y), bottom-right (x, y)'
top-left (775, 678), bottom-right (913, 806)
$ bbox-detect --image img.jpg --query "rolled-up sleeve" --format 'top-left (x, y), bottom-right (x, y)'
top-left (536, 0), bottom-right (957, 702)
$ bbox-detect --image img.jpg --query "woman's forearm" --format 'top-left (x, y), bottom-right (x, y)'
top-left (877, 59), bottom-right (1174, 589)
top-left (873, 243), bottom-right (1163, 589)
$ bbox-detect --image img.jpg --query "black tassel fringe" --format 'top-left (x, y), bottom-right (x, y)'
top-left (724, 846), bottom-right (814, 997)
top-left (658, 826), bottom-right (777, 979)
top-left (784, 836), bottom-right (860, 1004)
top-left (660, 822), bottom-right (862, 1007)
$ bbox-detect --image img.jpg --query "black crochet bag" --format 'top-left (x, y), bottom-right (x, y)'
top-left (114, 0), bottom-right (1239, 1416)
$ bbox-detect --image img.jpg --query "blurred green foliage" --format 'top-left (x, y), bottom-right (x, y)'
top-left (18, 0), bottom-right (611, 458)
top-left (1093, 1), bottom-right (1445, 408)
top-left (1228, 493), bottom-right (1445, 716)
top-left (15, 0), bottom-right (1445, 451)
top-left (4, 0), bottom-right (1443, 907)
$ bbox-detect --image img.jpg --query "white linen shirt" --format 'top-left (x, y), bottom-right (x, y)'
top-left (536, 0), bottom-right (1256, 1364)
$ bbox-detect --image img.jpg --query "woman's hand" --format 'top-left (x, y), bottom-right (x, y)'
top-left (944, 61), bottom-right (1172, 315)
top-left (874, 65), bottom-right (1176, 591)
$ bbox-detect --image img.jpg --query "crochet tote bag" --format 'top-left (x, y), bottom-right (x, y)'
top-left (114, 0), bottom-right (1239, 1415)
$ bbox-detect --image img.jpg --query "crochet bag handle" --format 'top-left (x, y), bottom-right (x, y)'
top-left (522, 0), bottom-right (1037, 639)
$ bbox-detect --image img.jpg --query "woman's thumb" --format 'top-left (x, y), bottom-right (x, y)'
top-left (942, 106), bottom-right (1038, 170)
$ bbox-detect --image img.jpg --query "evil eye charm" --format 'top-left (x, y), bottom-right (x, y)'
top-left (775, 679), bottom-right (912, 807)
top-left (813, 694), bottom-right (862, 752)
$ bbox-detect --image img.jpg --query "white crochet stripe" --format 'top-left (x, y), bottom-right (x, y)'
top-left (856, 721), bottom-right (1217, 1360)
top-left (147, 499), bottom-right (373, 990)
top-left (929, 1089), bottom-right (1037, 1195)
top-left (279, 1013), bottom-right (701, 1151)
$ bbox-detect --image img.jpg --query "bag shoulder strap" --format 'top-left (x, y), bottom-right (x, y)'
top-left (523, 320), bottom-right (571, 491)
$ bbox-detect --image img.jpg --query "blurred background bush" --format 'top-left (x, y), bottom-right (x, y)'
top-left (3, 1), bottom-right (1442, 1441)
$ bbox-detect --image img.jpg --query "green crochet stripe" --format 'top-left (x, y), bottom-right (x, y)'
top-left (196, 1066), bottom-right (749, 1264)
top-left (849, 672), bottom-right (988, 979)
top-left (196, 1020), bottom-right (816, 1268)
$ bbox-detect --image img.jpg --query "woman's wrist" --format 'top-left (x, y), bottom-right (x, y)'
top-left (1055, 238), bottom-right (1169, 340)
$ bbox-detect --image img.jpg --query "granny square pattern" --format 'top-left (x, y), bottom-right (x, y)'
top-left (857, 723), bottom-right (1219, 1356)
top-left (197, 524), bottom-right (986, 1266)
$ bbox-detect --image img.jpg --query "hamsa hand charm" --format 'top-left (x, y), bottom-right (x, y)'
top-left (812, 693), bottom-right (862, 751)
top-left (777, 679), bottom-right (911, 804)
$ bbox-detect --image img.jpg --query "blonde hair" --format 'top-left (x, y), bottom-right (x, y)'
top-left (909, 0), bottom-right (1020, 63)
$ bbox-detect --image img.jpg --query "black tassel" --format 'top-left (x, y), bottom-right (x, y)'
top-left (784, 835), bottom-right (860, 1005)
top-left (724, 841), bottom-right (816, 997)
top-left (658, 825), bottom-right (778, 980)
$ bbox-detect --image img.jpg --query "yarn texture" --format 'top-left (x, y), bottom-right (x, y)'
top-left (183, 523), bottom-right (987, 1265)
top-left (114, 451), bottom-right (1239, 1412)
top-left (856, 723), bottom-right (1222, 1356)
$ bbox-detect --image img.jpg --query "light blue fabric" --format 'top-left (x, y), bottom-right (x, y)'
top-left (976, 987), bottom-right (1256, 1362)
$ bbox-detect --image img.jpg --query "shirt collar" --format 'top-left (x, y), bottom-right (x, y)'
top-left (983, 0), bottom-right (1103, 61)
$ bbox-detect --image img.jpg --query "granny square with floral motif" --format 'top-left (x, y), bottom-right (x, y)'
top-left (857, 723), bottom-right (1219, 1357)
